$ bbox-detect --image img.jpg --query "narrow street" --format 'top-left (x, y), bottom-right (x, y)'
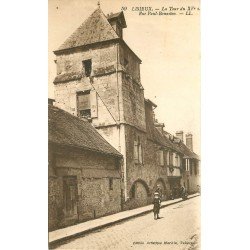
top-left (53, 196), bottom-right (200, 250)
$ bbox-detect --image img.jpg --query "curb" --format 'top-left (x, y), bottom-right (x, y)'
top-left (49, 194), bottom-right (200, 248)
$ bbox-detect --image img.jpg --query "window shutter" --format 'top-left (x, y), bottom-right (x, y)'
top-left (78, 93), bottom-right (90, 110)
top-left (159, 150), bottom-right (164, 166)
top-left (138, 144), bottom-right (142, 163)
top-left (134, 140), bottom-right (138, 163)
top-left (90, 90), bottom-right (98, 118)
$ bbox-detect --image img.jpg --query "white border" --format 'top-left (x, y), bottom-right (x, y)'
top-left (1, 0), bottom-right (250, 249)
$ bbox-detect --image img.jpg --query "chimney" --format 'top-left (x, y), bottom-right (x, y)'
top-left (107, 12), bottom-right (127, 39)
top-left (175, 131), bottom-right (184, 141)
top-left (185, 133), bottom-right (193, 151)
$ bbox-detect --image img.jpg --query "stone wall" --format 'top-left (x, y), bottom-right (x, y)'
top-left (182, 159), bottom-right (200, 194)
top-left (54, 42), bottom-right (145, 131)
top-left (54, 42), bottom-right (121, 127)
top-left (48, 176), bottom-right (63, 231)
top-left (77, 177), bottom-right (121, 222)
top-left (119, 44), bottom-right (141, 81)
top-left (122, 125), bottom-right (170, 209)
top-left (187, 159), bottom-right (200, 193)
top-left (56, 43), bottom-right (117, 76)
top-left (121, 73), bottom-right (146, 130)
top-left (48, 145), bottom-right (122, 231)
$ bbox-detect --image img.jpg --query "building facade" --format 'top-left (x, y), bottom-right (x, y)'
top-left (52, 7), bottom-right (200, 211)
top-left (181, 133), bottom-right (200, 193)
top-left (48, 104), bottom-right (123, 231)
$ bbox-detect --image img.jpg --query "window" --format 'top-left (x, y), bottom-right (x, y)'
top-left (190, 164), bottom-right (193, 175)
top-left (77, 91), bottom-right (91, 118)
top-left (159, 150), bottom-right (164, 166)
top-left (109, 178), bottom-right (113, 190)
top-left (134, 140), bottom-right (138, 163)
top-left (131, 184), bottom-right (136, 198)
top-left (169, 152), bottom-right (173, 166)
top-left (83, 59), bottom-right (92, 77)
top-left (134, 136), bottom-right (143, 164)
top-left (185, 159), bottom-right (189, 171)
top-left (175, 154), bottom-right (179, 167)
top-left (124, 58), bottom-right (128, 68)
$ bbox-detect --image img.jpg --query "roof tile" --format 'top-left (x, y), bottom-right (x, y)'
top-left (48, 104), bottom-right (122, 158)
top-left (56, 8), bottom-right (119, 52)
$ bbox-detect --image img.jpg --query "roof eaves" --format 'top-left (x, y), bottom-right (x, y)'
top-left (145, 98), bottom-right (157, 108)
top-left (53, 38), bottom-right (120, 55)
top-left (49, 141), bottom-right (123, 158)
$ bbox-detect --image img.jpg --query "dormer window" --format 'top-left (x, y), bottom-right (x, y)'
top-left (83, 59), bottom-right (92, 77)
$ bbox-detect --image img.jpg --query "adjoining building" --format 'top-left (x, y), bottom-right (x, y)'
top-left (178, 132), bottom-right (200, 193)
top-left (48, 103), bottom-right (123, 231)
top-left (51, 6), bottom-right (200, 212)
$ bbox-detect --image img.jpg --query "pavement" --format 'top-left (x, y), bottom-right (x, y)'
top-left (49, 193), bottom-right (199, 247)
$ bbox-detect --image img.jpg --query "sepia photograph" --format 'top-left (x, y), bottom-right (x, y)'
top-left (3, 0), bottom-right (250, 250)
top-left (48, 0), bottom-right (200, 249)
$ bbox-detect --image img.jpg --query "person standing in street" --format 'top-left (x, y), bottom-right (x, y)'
top-left (153, 186), bottom-right (162, 220)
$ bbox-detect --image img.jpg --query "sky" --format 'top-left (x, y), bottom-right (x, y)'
top-left (48, 0), bottom-right (200, 154)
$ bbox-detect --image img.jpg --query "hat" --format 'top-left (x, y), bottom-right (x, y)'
top-left (154, 191), bottom-right (159, 197)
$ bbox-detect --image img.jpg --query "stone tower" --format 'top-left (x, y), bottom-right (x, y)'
top-left (53, 8), bottom-right (147, 203)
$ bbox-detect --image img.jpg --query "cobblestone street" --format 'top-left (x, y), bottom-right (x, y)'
top-left (53, 196), bottom-right (200, 250)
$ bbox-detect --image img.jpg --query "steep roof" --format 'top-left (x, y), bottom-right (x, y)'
top-left (165, 132), bottom-right (200, 160)
top-left (56, 8), bottom-right (119, 52)
top-left (144, 99), bottom-right (199, 159)
top-left (178, 142), bottom-right (200, 160)
top-left (48, 104), bottom-right (122, 158)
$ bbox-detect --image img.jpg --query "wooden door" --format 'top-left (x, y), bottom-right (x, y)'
top-left (63, 176), bottom-right (78, 218)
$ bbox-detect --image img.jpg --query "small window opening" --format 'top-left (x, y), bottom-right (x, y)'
top-left (109, 178), bottom-right (113, 190)
top-left (83, 59), bottom-right (92, 77)
top-left (124, 58), bottom-right (128, 67)
top-left (124, 58), bottom-right (128, 66)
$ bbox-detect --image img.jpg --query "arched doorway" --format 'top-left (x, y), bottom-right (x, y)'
top-left (129, 179), bottom-right (150, 208)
